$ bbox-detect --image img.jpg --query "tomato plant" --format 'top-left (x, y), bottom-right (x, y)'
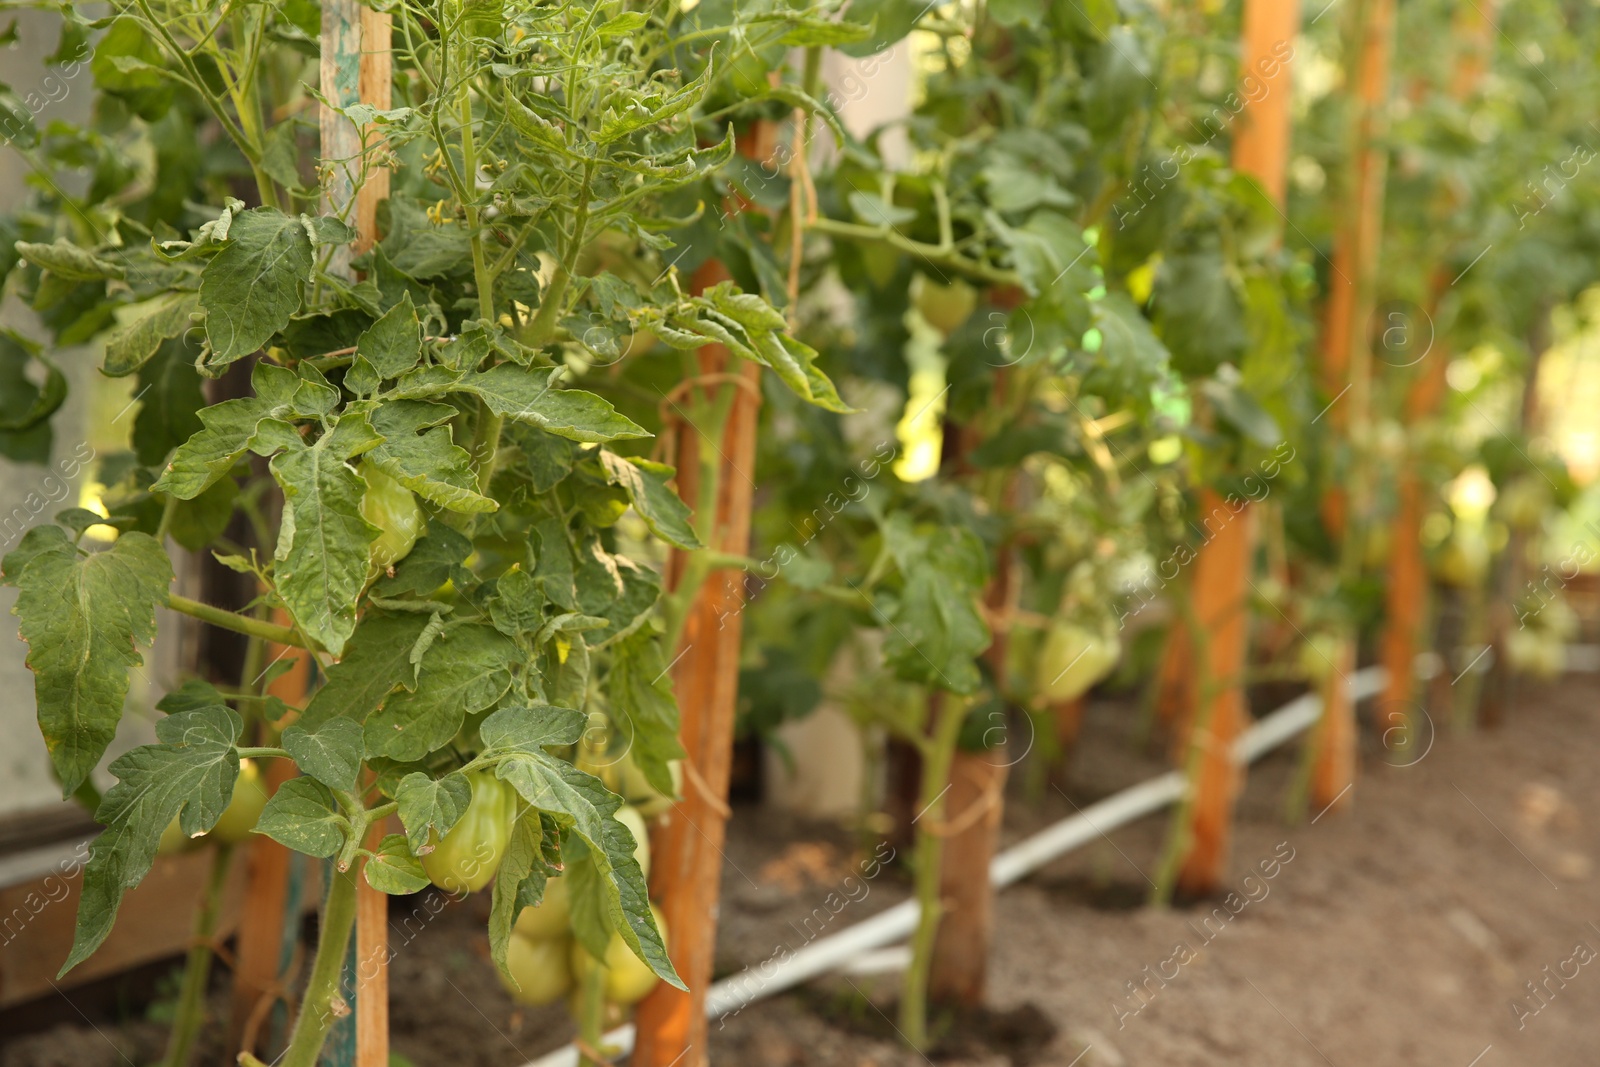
top-left (0, 1), bottom-right (860, 1065)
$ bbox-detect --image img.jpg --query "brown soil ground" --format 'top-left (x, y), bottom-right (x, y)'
top-left (3, 673), bottom-right (1597, 1067)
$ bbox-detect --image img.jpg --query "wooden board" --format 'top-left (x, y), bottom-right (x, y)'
top-left (0, 844), bottom-right (247, 1009)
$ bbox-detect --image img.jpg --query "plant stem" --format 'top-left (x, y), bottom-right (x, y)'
top-left (807, 215), bottom-right (1024, 289)
top-left (900, 691), bottom-right (967, 1051)
top-left (160, 842), bottom-right (234, 1067)
top-left (576, 959), bottom-right (607, 1067)
top-left (165, 594), bottom-right (310, 649)
top-left (279, 866), bottom-right (361, 1067)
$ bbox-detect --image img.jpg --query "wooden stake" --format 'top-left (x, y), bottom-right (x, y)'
top-left (1170, 0), bottom-right (1297, 895)
top-left (1377, 3), bottom-right (1496, 747)
top-left (633, 123), bottom-right (775, 1067)
top-left (1174, 490), bottom-right (1258, 894)
top-left (928, 747), bottom-right (1008, 1005)
top-left (1309, 0), bottom-right (1397, 809)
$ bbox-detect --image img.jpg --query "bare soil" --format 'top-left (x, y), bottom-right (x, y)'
top-left (3, 673), bottom-right (1597, 1067)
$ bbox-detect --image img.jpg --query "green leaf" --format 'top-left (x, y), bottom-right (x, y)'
top-left (301, 612), bottom-right (432, 729)
top-left (370, 521), bottom-right (472, 598)
top-left (394, 771), bottom-right (472, 855)
top-left (3, 529), bottom-right (173, 796)
top-left (365, 400), bottom-right (496, 514)
top-left (153, 362), bottom-right (338, 499)
top-left (168, 476), bottom-right (238, 554)
top-left (349, 292), bottom-right (422, 392)
top-left (479, 705), bottom-right (587, 756)
top-left (458, 366), bottom-right (649, 443)
top-left (62, 706), bottom-right (242, 975)
top-left (365, 625), bottom-right (517, 761)
top-left (882, 526), bottom-right (989, 695)
top-left (270, 417), bottom-right (382, 655)
top-left (0, 331), bottom-right (66, 442)
top-left (15, 239), bottom-right (124, 282)
top-left (488, 569), bottom-right (546, 638)
top-left (281, 719), bottom-right (365, 793)
top-left (133, 341), bottom-right (205, 467)
top-left (103, 290), bottom-right (200, 377)
top-left (253, 776), bottom-right (348, 858)
top-left (598, 452), bottom-right (699, 550)
top-left (364, 834), bottom-right (430, 894)
top-left (199, 207), bottom-right (313, 367)
top-left (563, 836), bottom-right (611, 961)
top-left (488, 809), bottom-right (549, 984)
top-left (607, 631), bottom-right (685, 797)
top-left (493, 751), bottom-right (682, 988)
top-left (596, 61), bottom-right (712, 145)
top-left (156, 678), bottom-right (228, 715)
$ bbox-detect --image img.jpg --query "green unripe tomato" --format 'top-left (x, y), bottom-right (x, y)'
top-left (570, 903), bottom-right (667, 1006)
top-left (1034, 623), bottom-right (1120, 703)
top-left (515, 875), bottom-right (572, 940)
top-left (613, 755), bottom-right (681, 819)
top-left (912, 275), bottom-right (979, 336)
top-left (361, 464), bottom-right (425, 573)
top-left (158, 813), bottom-right (193, 855)
top-left (500, 931), bottom-right (574, 1007)
top-left (212, 759), bottom-right (270, 843)
top-left (1432, 527), bottom-right (1489, 588)
top-left (420, 772), bottom-right (515, 894)
top-left (614, 805), bottom-right (651, 881)
top-left (1298, 633), bottom-right (1342, 683)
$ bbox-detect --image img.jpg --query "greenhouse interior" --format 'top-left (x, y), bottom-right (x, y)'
top-left (1, 1), bottom-right (1600, 1065)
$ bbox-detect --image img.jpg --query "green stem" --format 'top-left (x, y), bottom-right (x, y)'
top-left (807, 215), bottom-right (1024, 289)
top-left (165, 594), bottom-right (311, 649)
top-left (576, 958), bottom-right (608, 1067)
top-left (279, 866), bottom-right (360, 1067)
top-left (160, 842), bottom-right (234, 1067)
top-left (900, 692), bottom-right (966, 1051)
top-left (236, 746), bottom-right (292, 761)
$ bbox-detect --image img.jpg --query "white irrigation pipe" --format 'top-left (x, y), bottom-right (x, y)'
top-left (525, 667), bottom-right (1387, 1067)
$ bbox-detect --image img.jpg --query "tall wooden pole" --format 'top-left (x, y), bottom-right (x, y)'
top-left (1378, 0), bottom-right (1499, 731)
top-left (1171, 0), bottom-right (1297, 896)
top-left (1309, 0), bottom-right (1397, 813)
top-left (632, 123), bottom-right (774, 1067)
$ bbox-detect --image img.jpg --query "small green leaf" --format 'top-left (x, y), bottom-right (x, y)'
top-left (270, 416), bottom-right (382, 655)
top-left (493, 752), bottom-right (682, 989)
top-left (608, 631), bottom-right (686, 798)
top-left (281, 719), bottom-right (365, 793)
top-left (3, 528), bottom-right (173, 796)
top-left (364, 834), bottom-right (430, 894)
top-left (488, 809), bottom-right (550, 984)
top-left (598, 452), bottom-right (699, 550)
top-left (61, 706), bottom-right (242, 975)
top-left (459, 366), bottom-right (650, 444)
top-left (300, 612), bottom-right (432, 729)
top-left (200, 207), bottom-right (314, 366)
top-left (365, 400), bottom-right (496, 514)
top-left (395, 771), bottom-right (472, 856)
top-left (15, 239), bottom-right (124, 282)
top-left (354, 292), bottom-right (422, 384)
top-left (253, 776), bottom-right (348, 858)
top-left (479, 705), bottom-right (587, 756)
top-left (103, 291), bottom-right (200, 377)
top-left (365, 625), bottom-right (518, 761)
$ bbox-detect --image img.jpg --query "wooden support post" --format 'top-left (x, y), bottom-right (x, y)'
top-left (1378, 4), bottom-right (1497, 741)
top-left (1170, 0), bottom-right (1297, 894)
top-left (1174, 490), bottom-right (1258, 894)
top-left (928, 746), bottom-right (1008, 1005)
top-left (929, 465), bottom-right (1015, 1005)
top-left (633, 122), bottom-right (775, 1067)
top-left (1309, 0), bottom-right (1396, 811)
